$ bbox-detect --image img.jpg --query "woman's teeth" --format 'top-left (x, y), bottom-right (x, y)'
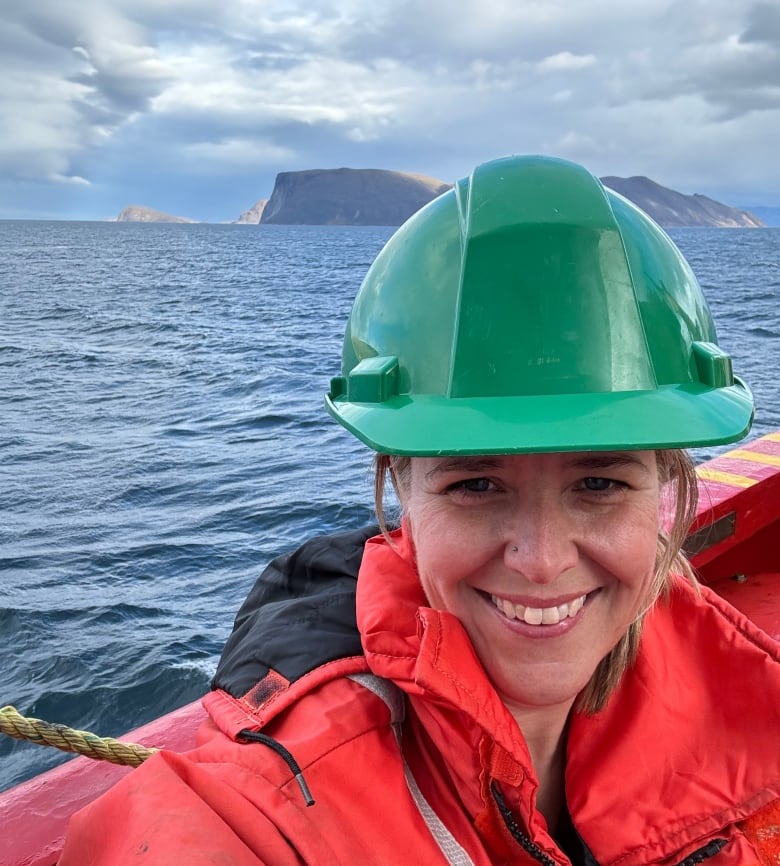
top-left (490, 593), bottom-right (586, 625)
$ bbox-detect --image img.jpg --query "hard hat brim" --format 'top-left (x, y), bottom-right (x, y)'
top-left (325, 379), bottom-right (754, 455)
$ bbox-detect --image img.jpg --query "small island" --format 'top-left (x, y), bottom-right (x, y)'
top-left (116, 206), bottom-right (196, 223)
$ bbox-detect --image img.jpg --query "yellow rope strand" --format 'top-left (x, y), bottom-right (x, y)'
top-left (0, 705), bottom-right (158, 768)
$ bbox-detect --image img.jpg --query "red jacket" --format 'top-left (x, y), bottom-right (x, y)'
top-left (60, 527), bottom-right (780, 865)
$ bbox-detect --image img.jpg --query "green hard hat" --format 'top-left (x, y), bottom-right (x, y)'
top-left (325, 155), bottom-right (753, 455)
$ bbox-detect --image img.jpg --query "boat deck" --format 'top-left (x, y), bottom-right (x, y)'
top-left (690, 432), bottom-right (780, 640)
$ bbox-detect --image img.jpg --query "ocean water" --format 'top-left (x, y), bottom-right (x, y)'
top-left (1, 221), bottom-right (778, 792)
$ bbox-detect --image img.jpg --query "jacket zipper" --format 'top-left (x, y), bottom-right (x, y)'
top-left (674, 839), bottom-right (728, 865)
top-left (490, 782), bottom-right (559, 865)
top-left (491, 782), bottom-right (728, 866)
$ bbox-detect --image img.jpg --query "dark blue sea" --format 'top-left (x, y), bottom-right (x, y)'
top-left (1, 222), bottom-right (779, 792)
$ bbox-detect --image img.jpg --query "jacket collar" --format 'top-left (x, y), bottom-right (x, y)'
top-left (357, 528), bottom-right (530, 760)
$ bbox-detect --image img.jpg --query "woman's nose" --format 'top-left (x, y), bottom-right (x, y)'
top-left (504, 505), bottom-right (579, 584)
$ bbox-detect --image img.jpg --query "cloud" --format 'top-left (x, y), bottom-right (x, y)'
top-left (0, 3), bottom-right (173, 184)
top-left (536, 52), bottom-right (597, 73)
top-left (625, 3), bottom-right (780, 121)
top-left (741, 1), bottom-right (780, 44)
top-left (70, 41), bottom-right (173, 116)
top-left (49, 173), bottom-right (91, 185)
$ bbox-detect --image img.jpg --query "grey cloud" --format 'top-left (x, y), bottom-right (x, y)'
top-left (244, 51), bottom-right (307, 73)
top-left (638, 41), bottom-right (780, 119)
top-left (9, 4), bottom-right (171, 109)
top-left (69, 57), bottom-right (172, 115)
top-left (0, 17), bottom-right (68, 68)
top-left (0, 3), bottom-right (173, 183)
top-left (741, 2), bottom-right (780, 44)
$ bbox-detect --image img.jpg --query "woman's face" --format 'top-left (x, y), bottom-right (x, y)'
top-left (398, 451), bottom-right (661, 716)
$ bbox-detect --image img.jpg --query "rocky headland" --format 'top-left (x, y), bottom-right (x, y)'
top-left (234, 200), bottom-right (268, 224)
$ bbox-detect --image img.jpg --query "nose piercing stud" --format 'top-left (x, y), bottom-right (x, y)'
top-left (511, 545), bottom-right (518, 552)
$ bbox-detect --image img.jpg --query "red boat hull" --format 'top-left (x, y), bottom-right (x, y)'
top-left (0, 701), bottom-right (205, 865)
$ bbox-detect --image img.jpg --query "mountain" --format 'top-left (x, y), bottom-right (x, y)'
top-left (259, 168), bottom-right (452, 226)
top-left (599, 176), bottom-right (764, 227)
top-left (116, 206), bottom-right (196, 223)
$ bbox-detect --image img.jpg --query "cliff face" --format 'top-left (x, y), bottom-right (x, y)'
top-left (116, 206), bottom-right (196, 223)
top-left (600, 176), bottom-right (764, 227)
top-left (260, 168), bottom-right (452, 226)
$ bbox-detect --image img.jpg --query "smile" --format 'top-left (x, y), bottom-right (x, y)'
top-left (489, 593), bottom-right (587, 626)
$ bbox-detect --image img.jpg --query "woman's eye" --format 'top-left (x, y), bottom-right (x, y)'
top-left (581, 476), bottom-right (620, 492)
top-left (447, 477), bottom-right (494, 495)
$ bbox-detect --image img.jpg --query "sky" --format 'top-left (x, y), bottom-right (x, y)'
top-left (1, 0), bottom-right (779, 221)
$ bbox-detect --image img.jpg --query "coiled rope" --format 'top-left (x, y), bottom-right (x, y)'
top-left (0, 705), bottom-right (157, 768)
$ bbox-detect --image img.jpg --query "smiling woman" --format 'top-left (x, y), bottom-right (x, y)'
top-left (59, 156), bottom-right (780, 866)
top-left (386, 451), bottom-right (667, 706)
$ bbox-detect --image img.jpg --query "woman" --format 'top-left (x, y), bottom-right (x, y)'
top-left (61, 156), bottom-right (780, 865)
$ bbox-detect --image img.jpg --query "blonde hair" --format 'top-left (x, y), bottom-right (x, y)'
top-left (373, 449), bottom-right (699, 714)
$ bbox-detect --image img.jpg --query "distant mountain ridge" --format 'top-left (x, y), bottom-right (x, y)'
top-left (599, 176), bottom-right (763, 228)
top-left (115, 169), bottom-right (767, 228)
top-left (257, 169), bottom-right (764, 228)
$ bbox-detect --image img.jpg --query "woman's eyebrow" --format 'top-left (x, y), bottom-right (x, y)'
top-left (564, 453), bottom-right (650, 472)
top-left (425, 457), bottom-right (503, 480)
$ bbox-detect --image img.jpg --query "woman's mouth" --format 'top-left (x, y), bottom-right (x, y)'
top-left (489, 592), bottom-right (588, 626)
